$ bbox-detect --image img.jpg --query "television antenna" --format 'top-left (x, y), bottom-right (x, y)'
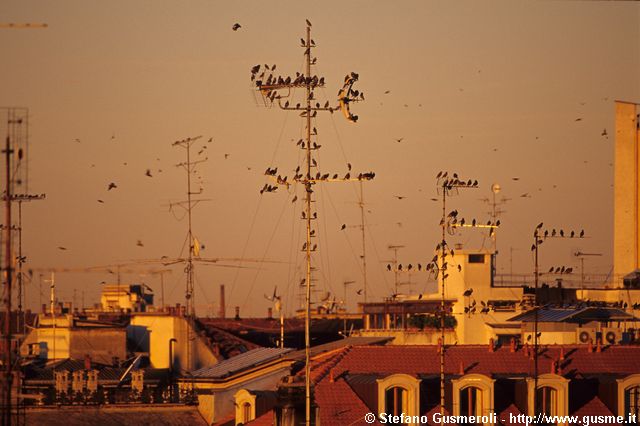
top-left (250, 20), bottom-right (370, 426)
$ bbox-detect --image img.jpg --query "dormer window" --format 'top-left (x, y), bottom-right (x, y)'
top-left (617, 374), bottom-right (640, 418)
top-left (234, 389), bottom-right (256, 425)
top-left (526, 374), bottom-right (569, 420)
top-left (377, 374), bottom-right (421, 425)
top-left (452, 374), bottom-right (495, 424)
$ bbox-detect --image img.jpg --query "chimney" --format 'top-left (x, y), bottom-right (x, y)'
top-left (488, 338), bottom-right (495, 352)
top-left (559, 346), bottom-right (565, 361)
top-left (596, 337), bottom-right (602, 353)
top-left (267, 307), bottom-right (273, 319)
top-left (219, 284), bottom-right (226, 319)
top-left (175, 303), bottom-right (181, 316)
top-left (510, 337), bottom-right (516, 353)
top-left (588, 338), bottom-right (593, 353)
top-left (235, 306), bottom-right (240, 320)
top-left (84, 354), bottom-right (92, 371)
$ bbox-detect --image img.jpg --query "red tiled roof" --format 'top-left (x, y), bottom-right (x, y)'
top-left (247, 410), bottom-right (274, 425)
top-left (328, 345), bottom-right (640, 377)
top-left (571, 396), bottom-right (614, 417)
top-left (315, 377), bottom-right (380, 425)
top-left (498, 404), bottom-right (523, 426)
top-left (424, 406), bottom-right (450, 426)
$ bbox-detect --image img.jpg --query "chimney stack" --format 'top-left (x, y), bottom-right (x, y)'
top-left (84, 354), bottom-right (92, 371)
top-left (510, 337), bottom-right (516, 353)
top-left (488, 338), bottom-right (495, 352)
top-left (235, 306), bottom-right (240, 320)
top-left (219, 284), bottom-right (226, 319)
top-left (267, 307), bottom-right (273, 319)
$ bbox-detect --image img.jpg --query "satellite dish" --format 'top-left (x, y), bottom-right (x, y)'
top-left (491, 183), bottom-right (501, 194)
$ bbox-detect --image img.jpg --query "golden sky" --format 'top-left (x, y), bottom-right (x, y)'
top-left (1, 1), bottom-right (639, 316)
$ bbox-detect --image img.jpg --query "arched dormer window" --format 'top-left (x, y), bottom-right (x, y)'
top-left (234, 389), bottom-right (256, 425)
top-left (526, 374), bottom-right (569, 420)
top-left (452, 374), bottom-right (495, 423)
top-left (617, 374), bottom-right (640, 418)
top-left (377, 374), bottom-right (421, 425)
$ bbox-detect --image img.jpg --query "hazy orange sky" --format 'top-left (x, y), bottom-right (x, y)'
top-left (1, 1), bottom-right (639, 316)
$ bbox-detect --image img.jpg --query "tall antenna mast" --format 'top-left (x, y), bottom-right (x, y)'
top-left (171, 135), bottom-right (206, 376)
top-left (358, 182), bottom-right (368, 303)
top-left (251, 20), bottom-right (369, 426)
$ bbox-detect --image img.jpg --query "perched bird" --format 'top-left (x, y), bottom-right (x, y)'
top-left (580, 229), bottom-right (585, 238)
top-left (292, 196), bottom-right (298, 203)
top-left (387, 264), bottom-right (392, 271)
top-left (305, 19), bottom-right (312, 27)
top-left (232, 23), bottom-right (241, 31)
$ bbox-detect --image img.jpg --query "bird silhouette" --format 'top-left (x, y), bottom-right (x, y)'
top-left (394, 138), bottom-right (404, 143)
top-left (580, 229), bottom-right (585, 238)
top-left (601, 128), bottom-right (608, 137)
top-left (356, 289), bottom-right (363, 295)
top-left (137, 240), bottom-right (144, 247)
top-left (57, 246), bottom-right (67, 251)
top-left (341, 224), bottom-right (346, 230)
top-left (107, 182), bottom-right (117, 191)
top-left (232, 23), bottom-right (241, 31)
top-left (97, 199), bottom-right (104, 203)
top-left (145, 169), bottom-right (152, 177)
top-left (394, 195), bottom-right (406, 200)
top-left (306, 19), bottom-right (312, 27)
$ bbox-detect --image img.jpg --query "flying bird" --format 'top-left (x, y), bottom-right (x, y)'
top-left (224, 154), bottom-right (230, 159)
top-left (57, 246), bottom-right (67, 251)
top-left (107, 182), bottom-right (117, 191)
top-left (232, 23), bottom-right (241, 31)
top-left (356, 289), bottom-right (363, 295)
top-left (136, 240), bottom-right (144, 247)
top-left (384, 90), bottom-right (390, 94)
top-left (145, 169), bottom-right (152, 177)
top-left (601, 128), bottom-right (608, 137)
top-left (394, 137), bottom-right (404, 143)
top-left (341, 224), bottom-right (346, 230)
top-left (394, 195), bottom-right (406, 200)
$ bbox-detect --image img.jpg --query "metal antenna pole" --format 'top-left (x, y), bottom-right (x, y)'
top-left (303, 22), bottom-right (313, 426)
top-left (439, 186), bottom-right (446, 416)
top-left (533, 229), bottom-right (540, 418)
top-left (359, 182), bottom-right (368, 303)
top-left (2, 134), bottom-right (13, 426)
top-left (172, 136), bottom-right (205, 378)
top-left (250, 21), bottom-right (367, 425)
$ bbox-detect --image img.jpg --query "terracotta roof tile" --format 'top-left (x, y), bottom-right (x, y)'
top-left (246, 410), bottom-right (274, 425)
top-left (315, 377), bottom-right (379, 425)
top-left (571, 396), bottom-right (615, 418)
top-left (498, 404), bottom-right (523, 426)
top-left (330, 345), bottom-right (640, 377)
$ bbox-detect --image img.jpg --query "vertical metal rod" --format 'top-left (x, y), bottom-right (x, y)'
top-left (359, 182), bottom-right (368, 303)
top-left (533, 230), bottom-right (539, 417)
top-left (440, 185), bottom-right (446, 415)
top-left (2, 134), bottom-right (13, 426)
top-left (304, 22), bottom-right (313, 426)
